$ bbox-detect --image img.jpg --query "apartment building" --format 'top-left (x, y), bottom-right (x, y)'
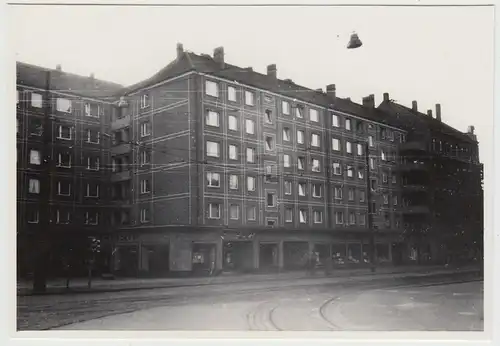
top-left (376, 94), bottom-right (483, 263)
top-left (108, 44), bottom-right (407, 277)
top-left (16, 62), bottom-right (122, 277)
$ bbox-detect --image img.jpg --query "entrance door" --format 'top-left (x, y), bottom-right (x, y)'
top-left (259, 243), bottom-right (278, 272)
top-left (223, 241), bottom-right (253, 272)
top-left (192, 243), bottom-right (216, 275)
top-left (147, 244), bottom-right (170, 277)
top-left (283, 242), bottom-right (308, 270)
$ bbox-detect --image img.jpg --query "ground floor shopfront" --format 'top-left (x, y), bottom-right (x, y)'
top-left (111, 227), bottom-right (408, 277)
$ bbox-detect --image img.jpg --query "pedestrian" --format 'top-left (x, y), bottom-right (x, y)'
top-left (209, 260), bottom-right (215, 276)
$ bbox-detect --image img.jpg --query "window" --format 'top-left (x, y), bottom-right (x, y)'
top-left (297, 130), bottom-right (304, 144)
top-left (85, 212), bottom-right (99, 225)
top-left (370, 157), bottom-right (375, 169)
top-left (58, 152), bottom-right (72, 168)
top-left (332, 138), bottom-right (340, 151)
top-left (345, 118), bottom-right (351, 131)
top-left (359, 190), bottom-right (366, 202)
top-left (86, 129), bottom-right (100, 144)
top-left (206, 110), bottom-right (219, 127)
top-left (369, 136), bottom-right (374, 147)
top-left (401, 134), bottom-right (406, 143)
top-left (247, 176), bottom-right (256, 191)
top-left (299, 209), bottom-right (307, 223)
top-left (311, 134), bottom-right (320, 147)
top-left (283, 127), bottom-right (291, 142)
top-left (246, 119), bottom-right (255, 134)
top-left (346, 141), bottom-right (352, 154)
top-left (29, 150), bottom-right (41, 165)
top-left (246, 147), bottom-right (255, 163)
top-left (57, 125), bottom-right (72, 140)
top-left (381, 150), bottom-right (386, 161)
top-left (265, 136), bottom-right (275, 151)
top-left (228, 115), bottom-right (238, 131)
top-left (359, 214), bottom-right (366, 226)
top-left (312, 159), bottom-right (320, 172)
top-left (382, 173), bottom-right (388, 183)
top-left (205, 80), bottom-right (219, 97)
top-left (140, 208), bottom-right (150, 223)
top-left (283, 154), bottom-right (291, 168)
top-left (207, 172), bottom-right (221, 187)
top-left (335, 212), bottom-right (344, 224)
top-left (392, 175), bottom-right (397, 184)
top-left (333, 162), bottom-right (341, 175)
top-left (17, 90), bottom-right (20, 106)
top-left (56, 210), bottom-right (70, 224)
top-left (56, 98), bottom-right (71, 113)
top-left (282, 101), bottom-right (290, 115)
top-left (310, 109), bottom-right (319, 122)
top-left (298, 182), bottom-right (306, 196)
top-left (84, 103), bottom-right (93, 117)
top-left (57, 181), bottom-right (71, 196)
top-left (247, 206), bottom-right (257, 221)
top-left (334, 186), bottom-right (343, 200)
top-left (87, 156), bottom-right (99, 171)
top-left (229, 205), bottom-right (240, 220)
top-left (229, 145), bottom-right (238, 160)
top-left (332, 114), bottom-right (339, 127)
top-left (140, 180), bottom-right (151, 194)
top-left (313, 184), bottom-right (322, 198)
top-left (371, 179), bottom-right (377, 191)
top-left (31, 93), bottom-right (43, 108)
top-left (314, 210), bottom-right (323, 223)
top-left (295, 106), bottom-right (303, 118)
top-left (140, 122), bottom-right (151, 137)
top-left (206, 141), bottom-right (220, 158)
top-left (245, 91), bottom-right (255, 106)
top-left (265, 164), bottom-right (276, 183)
top-left (388, 130), bottom-right (394, 141)
top-left (267, 192), bottom-right (277, 207)
top-left (358, 169), bottom-right (364, 180)
top-left (393, 195), bottom-right (398, 206)
top-left (348, 188), bottom-right (355, 201)
top-left (208, 203), bottom-right (221, 219)
top-left (297, 157), bottom-right (305, 170)
top-left (349, 212), bottom-right (356, 225)
top-left (284, 180), bottom-right (292, 195)
top-left (229, 175), bottom-right (238, 189)
top-left (140, 150), bottom-right (151, 165)
top-left (264, 110), bottom-right (273, 124)
top-left (347, 165), bottom-right (354, 178)
top-left (28, 179), bottom-right (40, 194)
top-left (140, 94), bottom-right (150, 109)
top-left (285, 208), bottom-right (293, 222)
top-left (98, 105), bottom-right (104, 117)
top-left (228, 86), bottom-right (237, 102)
top-left (357, 144), bottom-right (363, 156)
top-left (27, 207), bottom-right (39, 223)
top-left (86, 183), bottom-right (99, 197)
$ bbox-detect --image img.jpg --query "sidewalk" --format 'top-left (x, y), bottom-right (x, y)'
top-left (17, 264), bottom-right (479, 297)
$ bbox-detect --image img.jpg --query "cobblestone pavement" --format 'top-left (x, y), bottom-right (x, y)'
top-left (18, 270), bottom-right (481, 331)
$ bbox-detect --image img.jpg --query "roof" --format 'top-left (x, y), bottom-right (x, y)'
top-left (377, 100), bottom-right (475, 143)
top-left (16, 62), bottom-right (124, 101)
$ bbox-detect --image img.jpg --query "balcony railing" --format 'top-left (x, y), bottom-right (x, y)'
top-left (398, 162), bottom-right (430, 172)
top-left (111, 170), bottom-right (132, 182)
top-left (399, 141), bottom-right (428, 152)
top-left (111, 143), bottom-right (132, 156)
top-left (111, 114), bottom-right (131, 131)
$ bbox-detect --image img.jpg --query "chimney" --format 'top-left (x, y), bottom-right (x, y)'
top-left (315, 88), bottom-right (323, 93)
top-left (176, 43), bottom-right (184, 60)
top-left (467, 125), bottom-right (475, 134)
top-left (383, 92), bottom-right (390, 102)
top-left (326, 84), bottom-right (336, 99)
top-left (267, 64), bottom-right (277, 79)
top-left (56, 64), bottom-right (62, 71)
top-left (346, 97), bottom-right (351, 101)
top-left (213, 46), bottom-right (225, 69)
top-left (362, 94), bottom-right (375, 108)
top-left (89, 73), bottom-right (95, 79)
top-left (435, 103), bottom-right (442, 121)
top-left (412, 100), bottom-right (418, 112)
top-left (427, 109), bottom-right (433, 117)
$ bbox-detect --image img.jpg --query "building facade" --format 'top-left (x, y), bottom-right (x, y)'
top-left (16, 44), bottom-right (483, 278)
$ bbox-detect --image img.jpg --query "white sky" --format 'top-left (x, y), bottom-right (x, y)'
top-left (8, 5), bottom-right (494, 165)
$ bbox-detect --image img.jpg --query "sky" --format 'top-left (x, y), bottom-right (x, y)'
top-left (8, 5), bottom-right (494, 167)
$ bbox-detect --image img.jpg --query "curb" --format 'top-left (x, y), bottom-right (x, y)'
top-left (17, 268), bottom-right (480, 297)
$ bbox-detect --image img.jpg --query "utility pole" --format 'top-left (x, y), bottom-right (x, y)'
top-left (365, 142), bottom-right (376, 273)
top-left (33, 70), bottom-right (53, 292)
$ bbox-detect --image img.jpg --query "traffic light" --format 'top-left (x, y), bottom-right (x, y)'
top-left (88, 236), bottom-right (101, 253)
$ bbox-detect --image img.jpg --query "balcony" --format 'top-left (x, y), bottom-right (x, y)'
top-left (398, 162), bottom-right (430, 173)
top-left (402, 205), bottom-right (430, 215)
top-left (402, 184), bottom-right (428, 192)
top-left (111, 115), bottom-right (131, 131)
top-left (111, 170), bottom-right (132, 182)
top-left (399, 141), bottom-right (428, 153)
top-left (111, 143), bottom-right (132, 156)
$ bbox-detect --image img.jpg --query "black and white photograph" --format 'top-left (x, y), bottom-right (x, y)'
top-left (3, 0), bottom-right (497, 343)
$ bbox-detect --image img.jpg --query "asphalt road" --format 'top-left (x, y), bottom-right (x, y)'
top-left (17, 271), bottom-right (482, 331)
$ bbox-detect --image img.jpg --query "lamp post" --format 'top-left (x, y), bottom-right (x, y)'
top-left (365, 142), bottom-right (376, 272)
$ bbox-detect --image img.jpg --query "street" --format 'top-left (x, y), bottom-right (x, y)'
top-left (17, 271), bottom-right (482, 331)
